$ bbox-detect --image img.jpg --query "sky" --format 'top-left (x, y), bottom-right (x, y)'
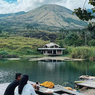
top-left (0, 0), bottom-right (93, 14)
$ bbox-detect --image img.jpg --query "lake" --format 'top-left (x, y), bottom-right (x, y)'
top-left (0, 59), bottom-right (95, 88)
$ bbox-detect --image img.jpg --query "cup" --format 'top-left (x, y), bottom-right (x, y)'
top-left (36, 85), bottom-right (39, 90)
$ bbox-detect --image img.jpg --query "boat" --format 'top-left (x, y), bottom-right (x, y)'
top-left (79, 75), bottom-right (95, 80)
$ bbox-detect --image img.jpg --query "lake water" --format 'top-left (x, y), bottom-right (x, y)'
top-left (0, 59), bottom-right (95, 88)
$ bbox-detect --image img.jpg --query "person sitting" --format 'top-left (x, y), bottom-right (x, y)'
top-left (14, 75), bottom-right (37, 95)
top-left (4, 73), bottom-right (22, 95)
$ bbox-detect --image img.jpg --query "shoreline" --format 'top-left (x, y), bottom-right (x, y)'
top-left (5, 56), bottom-right (86, 61)
top-left (29, 56), bottom-right (86, 61)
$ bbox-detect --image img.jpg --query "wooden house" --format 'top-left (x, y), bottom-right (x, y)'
top-left (38, 43), bottom-right (65, 55)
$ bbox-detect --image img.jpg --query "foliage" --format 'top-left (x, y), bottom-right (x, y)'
top-left (0, 37), bottom-right (49, 55)
top-left (87, 22), bottom-right (95, 39)
top-left (64, 33), bottom-right (79, 46)
top-left (73, 7), bottom-right (94, 21)
top-left (88, 39), bottom-right (95, 46)
top-left (0, 51), bottom-right (9, 55)
top-left (73, 0), bottom-right (95, 21)
top-left (23, 30), bottom-right (58, 42)
top-left (89, 0), bottom-right (95, 6)
top-left (70, 47), bottom-right (95, 59)
top-left (0, 50), bottom-right (19, 59)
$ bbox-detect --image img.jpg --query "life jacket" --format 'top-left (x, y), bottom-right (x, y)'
top-left (40, 81), bottom-right (54, 88)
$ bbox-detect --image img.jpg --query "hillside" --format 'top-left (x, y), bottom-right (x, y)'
top-left (0, 37), bottom-right (49, 55)
top-left (0, 11), bottom-right (25, 17)
top-left (0, 4), bottom-right (87, 31)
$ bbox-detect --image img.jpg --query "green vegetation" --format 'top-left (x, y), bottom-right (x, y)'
top-left (64, 33), bottom-right (79, 46)
top-left (0, 37), bottom-right (49, 57)
top-left (0, 4), bottom-right (95, 60)
top-left (65, 46), bottom-right (95, 60)
top-left (0, 26), bottom-right (95, 60)
top-left (69, 47), bottom-right (93, 59)
top-left (0, 25), bottom-right (95, 60)
top-left (71, 0), bottom-right (95, 60)
top-left (0, 50), bottom-right (19, 59)
top-left (73, 0), bottom-right (95, 21)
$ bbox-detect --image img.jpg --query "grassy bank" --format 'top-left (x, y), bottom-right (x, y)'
top-left (67, 46), bottom-right (95, 60)
top-left (0, 37), bottom-right (95, 60)
top-left (0, 37), bottom-right (49, 57)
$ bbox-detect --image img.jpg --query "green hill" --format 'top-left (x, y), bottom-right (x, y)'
top-left (0, 4), bottom-right (87, 31)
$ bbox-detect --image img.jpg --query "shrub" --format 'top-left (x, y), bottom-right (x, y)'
top-left (64, 33), bottom-right (79, 46)
top-left (7, 54), bottom-right (19, 58)
top-left (70, 47), bottom-right (92, 59)
top-left (26, 49), bottom-right (40, 55)
top-left (0, 51), bottom-right (9, 55)
top-left (88, 39), bottom-right (95, 46)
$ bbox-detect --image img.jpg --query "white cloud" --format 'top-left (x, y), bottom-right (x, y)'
top-left (56, 0), bottom-right (92, 10)
top-left (0, 0), bottom-right (93, 14)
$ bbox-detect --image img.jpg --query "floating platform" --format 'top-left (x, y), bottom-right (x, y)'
top-left (0, 81), bottom-right (85, 95)
top-left (79, 75), bottom-right (95, 80)
top-left (74, 80), bottom-right (95, 89)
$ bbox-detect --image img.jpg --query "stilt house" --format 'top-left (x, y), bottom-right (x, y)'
top-left (38, 43), bottom-right (65, 55)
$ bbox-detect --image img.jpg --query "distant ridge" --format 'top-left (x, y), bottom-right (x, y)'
top-left (0, 11), bottom-right (26, 17)
top-left (0, 4), bottom-right (87, 30)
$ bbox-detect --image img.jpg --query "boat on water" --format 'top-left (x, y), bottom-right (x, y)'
top-left (79, 75), bottom-right (95, 80)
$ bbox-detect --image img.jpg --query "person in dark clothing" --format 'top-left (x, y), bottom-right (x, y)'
top-left (4, 73), bottom-right (22, 95)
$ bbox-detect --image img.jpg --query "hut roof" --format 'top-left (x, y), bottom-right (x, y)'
top-left (45, 43), bottom-right (60, 48)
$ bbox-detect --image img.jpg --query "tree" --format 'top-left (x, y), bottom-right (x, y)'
top-left (0, 30), bottom-right (2, 34)
top-left (87, 22), bottom-right (95, 39)
top-left (59, 28), bottom-right (65, 47)
top-left (64, 33), bottom-right (79, 46)
top-left (73, 0), bottom-right (95, 21)
top-left (73, 0), bottom-right (95, 46)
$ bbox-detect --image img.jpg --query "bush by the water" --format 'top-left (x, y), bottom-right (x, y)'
top-left (0, 50), bottom-right (19, 59)
top-left (0, 50), bottom-right (9, 55)
top-left (68, 47), bottom-right (95, 60)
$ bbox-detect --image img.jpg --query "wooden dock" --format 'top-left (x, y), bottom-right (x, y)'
top-left (74, 80), bottom-right (95, 89)
top-left (0, 81), bottom-right (85, 95)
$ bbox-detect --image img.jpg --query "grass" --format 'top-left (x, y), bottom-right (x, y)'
top-left (0, 37), bottom-right (49, 56)
top-left (67, 46), bottom-right (95, 60)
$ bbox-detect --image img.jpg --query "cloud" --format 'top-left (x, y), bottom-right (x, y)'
top-left (0, 0), bottom-right (93, 14)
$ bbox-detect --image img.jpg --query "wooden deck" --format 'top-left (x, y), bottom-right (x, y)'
top-left (0, 81), bottom-right (85, 95)
top-left (74, 80), bottom-right (95, 89)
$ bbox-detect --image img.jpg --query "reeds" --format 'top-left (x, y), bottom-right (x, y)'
top-left (67, 46), bottom-right (95, 60)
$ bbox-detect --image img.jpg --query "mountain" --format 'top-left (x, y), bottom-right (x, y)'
top-left (0, 4), bottom-right (87, 31)
top-left (87, 9), bottom-right (93, 13)
top-left (87, 9), bottom-right (95, 16)
top-left (0, 11), bottom-right (26, 17)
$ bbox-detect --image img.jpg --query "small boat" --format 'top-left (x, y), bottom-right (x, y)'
top-left (79, 75), bottom-right (95, 80)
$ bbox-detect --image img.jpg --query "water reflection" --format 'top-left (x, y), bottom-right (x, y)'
top-left (38, 61), bottom-right (65, 71)
top-left (0, 60), bottom-right (95, 87)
